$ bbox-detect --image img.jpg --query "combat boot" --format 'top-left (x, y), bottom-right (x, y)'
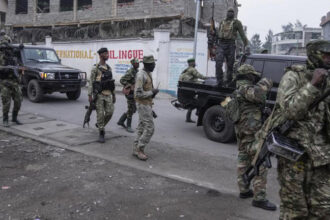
top-left (12, 111), bottom-right (22, 125)
top-left (185, 109), bottom-right (195, 123)
top-left (98, 130), bottom-right (105, 143)
top-left (126, 118), bottom-right (134, 133)
top-left (137, 150), bottom-right (148, 161)
top-left (252, 200), bottom-right (277, 211)
top-left (3, 114), bottom-right (9, 127)
top-left (117, 113), bottom-right (127, 129)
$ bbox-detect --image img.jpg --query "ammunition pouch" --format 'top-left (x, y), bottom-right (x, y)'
top-left (92, 81), bottom-right (102, 93)
top-left (101, 79), bottom-right (115, 92)
top-left (265, 131), bottom-right (305, 161)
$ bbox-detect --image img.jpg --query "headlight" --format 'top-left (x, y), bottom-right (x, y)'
top-left (39, 72), bottom-right (55, 80)
top-left (79, 72), bottom-right (86, 80)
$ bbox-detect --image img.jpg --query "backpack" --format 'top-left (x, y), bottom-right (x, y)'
top-left (223, 93), bottom-right (240, 123)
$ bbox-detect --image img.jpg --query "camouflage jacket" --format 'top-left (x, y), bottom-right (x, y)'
top-left (256, 65), bottom-right (330, 167)
top-left (217, 19), bottom-right (248, 46)
top-left (179, 67), bottom-right (206, 82)
top-left (134, 69), bottom-right (154, 106)
top-left (235, 79), bottom-right (269, 136)
top-left (88, 63), bottom-right (113, 96)
top-left (120, 67), bottom-right (137, 87)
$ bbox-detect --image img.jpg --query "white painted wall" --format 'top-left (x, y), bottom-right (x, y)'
top-left (42, 29), bottom-right (214, 95)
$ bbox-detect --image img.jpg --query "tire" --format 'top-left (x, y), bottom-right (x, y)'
top-left (27, 79), bottom-right (44, 103)
top-left (66, 87), bottom-right (81, 100)
top-left (202, 105), bottom-right (235, 143)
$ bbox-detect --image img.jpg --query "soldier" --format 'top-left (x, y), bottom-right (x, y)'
top-left (234, 64), bottom-right (276, 211)
top-left (88, 48), bottom-right (115, 143)
top-left (212, 8), bottom-right (248, 86)
top-left (255, 40), bottom-right (330, 219)
top-left (0, 35), bottom-right (23, 127)
top-left (133, 55), bottom-right (159, 161)
top-left (117, 58), bottom-right (139, 133)
top-left (179, 58), bottom-right (207, 123)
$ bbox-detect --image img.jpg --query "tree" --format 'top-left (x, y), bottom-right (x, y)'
top-left (282, 23), bottom-right (293, 32)
top-left (294, 20), bottom-right (303, 28)
top-left (250, 34), bottom-right (262, 53)
top-left (262, 30), bottom-right (273, 53)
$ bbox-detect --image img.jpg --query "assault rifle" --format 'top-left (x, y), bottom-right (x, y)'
top-left (83, 82), bottom-right (101, 128)
top-left (0, 43), bottom-right (24, 79)
top-left (243, 72), bottom-right (330, 186)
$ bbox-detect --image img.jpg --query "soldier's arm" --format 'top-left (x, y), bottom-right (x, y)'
top-left (88, 67), bottom-right (96, 96)
top-left (236, 20), bottom-right (248, 46)
top-left (120, 70), bottom-right (133, 87)
top-left (134, 72), bottom-right (153, 99)
top-left (277, 71), bottom-right (321, 120)
top-left (191, 68), bottom-right (207, 80)
top-left (238, 84), bottom-right (267, 104)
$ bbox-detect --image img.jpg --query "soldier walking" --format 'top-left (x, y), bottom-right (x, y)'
top-left (234, 64), bottom-right (276, 211)
top-left (210, 8), bottom-right (248, 86)
top-left (117, 58), bottom-right (139, 133)
top-left (88, 48), bottom-right (116, 143)
top-left (256, 40), bottom-right (330, 219)
top-left (133, 55), bottom-right (159, 161)
top-left (179, 58), bottom-right (207, 123)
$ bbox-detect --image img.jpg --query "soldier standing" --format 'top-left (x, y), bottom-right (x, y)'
top-left (133, 55), bottom-right (159, 161)
top-left (117, 58), bottom-right (139, 133)
top-left (211, 8), bottom-right (248, 86)
top-left (179, 58), bottom-right (207, 123)
top-left (88, 48), bottom-right (115, 143)
top-left (257, 40), bottom-right (330, 219)
top-left (0, 34), bottom-right (23, 127)
top-left (234, 64), bottom-right (276, 211)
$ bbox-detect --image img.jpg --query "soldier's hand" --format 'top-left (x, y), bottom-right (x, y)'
top-left (258, 78), bottom-right (273, 91)
top-left (88, 95), bottom-right (92, 103)
top-left (311, 68), bottom-right (327, 88)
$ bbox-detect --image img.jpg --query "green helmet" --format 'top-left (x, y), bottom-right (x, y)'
top-left (237, 64), bottom-right (261, 77)
top-left (306, 40), bottom-right (330, 69)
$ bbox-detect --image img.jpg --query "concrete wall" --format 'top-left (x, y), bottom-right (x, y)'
top-left (323, 23), bottom-right (330, 40)
top-left (0, 0), bottom-right (7, 13)
top-left (41, 29), bottom-right (213, 95)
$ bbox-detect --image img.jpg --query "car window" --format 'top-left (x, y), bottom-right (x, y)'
top-left (24, 48), bottom-right (60, 63)
top-left (263, 61), bottom-right (288, 84)
top-left (252, 60), bottom-right (264, 73)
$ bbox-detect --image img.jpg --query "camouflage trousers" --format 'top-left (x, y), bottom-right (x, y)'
top-left (0, 81), bottom-right (22, 115)
top-left (125, 95), bottom-right (136, 120)
top-left (235, 130), bottom-right (267, 201)
top-left (216, 41), bottom-right (236, 83)
top-left (96, 94), bottom-right (114, 131)
top-left (278, 157), bottom-right (330, 220)
top-left (134, 104), bottom-right (154, 151)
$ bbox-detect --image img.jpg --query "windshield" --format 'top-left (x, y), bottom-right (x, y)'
top-left (24, 48), bottom-right (60, 63)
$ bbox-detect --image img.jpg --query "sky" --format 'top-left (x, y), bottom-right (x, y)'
top-left (237, 0), bottom-right (330, 41)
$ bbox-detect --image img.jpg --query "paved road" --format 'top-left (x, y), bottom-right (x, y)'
top-left (21, 89), bottom-right (238, 159)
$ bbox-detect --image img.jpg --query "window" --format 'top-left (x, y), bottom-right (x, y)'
top-left (16, 0), bottom-right (28, 14)
top-left (78, 0), bottom-right (92, 10)
top-left (118, 0), bottom-right (134, 4)
top-left (263, 61), bottom-right (288, 84)
top-left (60, 0), bottom-right (73, 11)
top-left (37, 0), bottom-right (50, 13)
top-left (24, 48), bottom-right (60, 63)
top-left (311, 33), bottom-right (321, 40)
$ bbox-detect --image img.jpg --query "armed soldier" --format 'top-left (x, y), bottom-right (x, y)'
top-left (252, 40), bottom-right (330, 219)
top-left (0, 36), bottom-right (23, 127)
top-left (234, 64), bottom-right (276, 211)
top-left (179, 58), bottom-right (207, 123)
top-left (117, 58), bottom-right (139, 133)
top-left (0, 29), bottom-right (12, 44)
top-left (210, 8), bottom-right (248, 86)
top-left (88, 48), bottom-right (115, 143)
top-left (133, 55), bottom-right (159, 161)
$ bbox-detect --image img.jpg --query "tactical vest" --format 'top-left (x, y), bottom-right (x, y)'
top-left (219, 20), bottom-right (235, 40)
top-left (135, 70), bottom-right (153, 106)
top-left (95, 64), bottom-right (115, 92)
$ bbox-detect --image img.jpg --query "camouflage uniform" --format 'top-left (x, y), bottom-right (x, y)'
top-left (215, 8), bottom-right (248, 85)
top-left (179, 67), bottom-right (207, 82)
top-left (134, 56), bottom-right (156, 159)
top-left (88, 64), bottom-right (115, 132)
top-left (253, 40), bottom-right (330, 219)
top-left (235, 64), bottom-right (273, 201)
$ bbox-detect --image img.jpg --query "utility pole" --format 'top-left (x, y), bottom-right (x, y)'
top-left (73, 0), bottom-right (78, 22)
top-left (193, 0), bottom-right (201, 59)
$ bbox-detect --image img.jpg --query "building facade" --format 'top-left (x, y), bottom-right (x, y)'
top-left (6, 0), bottom-right (238, 43)
top-left (321, 11), bottom-right (330, 40)
top-left (0, 0), bottom-right (7, 27)
top-left (272, 27), bottom-right (322, 55)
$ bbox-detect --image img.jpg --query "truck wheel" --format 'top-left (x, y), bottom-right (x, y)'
top-left (202, 105), bottom-right (235, 143)
top-left (27, 79), bottom-right (43, 103)
top-left (66, 87), bottom-right (81, 100)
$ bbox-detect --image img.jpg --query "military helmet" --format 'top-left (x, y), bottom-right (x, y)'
top-left (306, 40), bottom-right (330, 68)
top-left (237, 64), bottom-right (261, 77)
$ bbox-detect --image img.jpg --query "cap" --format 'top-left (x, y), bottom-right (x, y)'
top-left (227, 8), bottom-right (235, 12)
top-left (97, 47), bottom-right (108, 54)
top-left (187, 58), bottom-right (195, 63)
top-left (142, 55), bottom-right (156, 64)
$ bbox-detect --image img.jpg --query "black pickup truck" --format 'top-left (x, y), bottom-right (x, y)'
top-left (16, 45), bottom-right (87, 102)
top-left (175, 54), bottom-right (307, 143)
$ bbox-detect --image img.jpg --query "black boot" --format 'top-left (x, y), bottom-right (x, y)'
top-left (12, 111), bottom-right (22, 125)
top-left (126, 118), bottom-right (134, 133)
top-left (98, 130), bottom-right (105, 143)
top-left (252, 200), bottom-right (277, 211)
top-left (3, 114), bottom-right (9, 127)
top-left (239, 189), bottom-right (254, 199)
top-left (185, 108), bottom-right (195, 123)
top-left (117, 113), bottom-right (127, 129)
